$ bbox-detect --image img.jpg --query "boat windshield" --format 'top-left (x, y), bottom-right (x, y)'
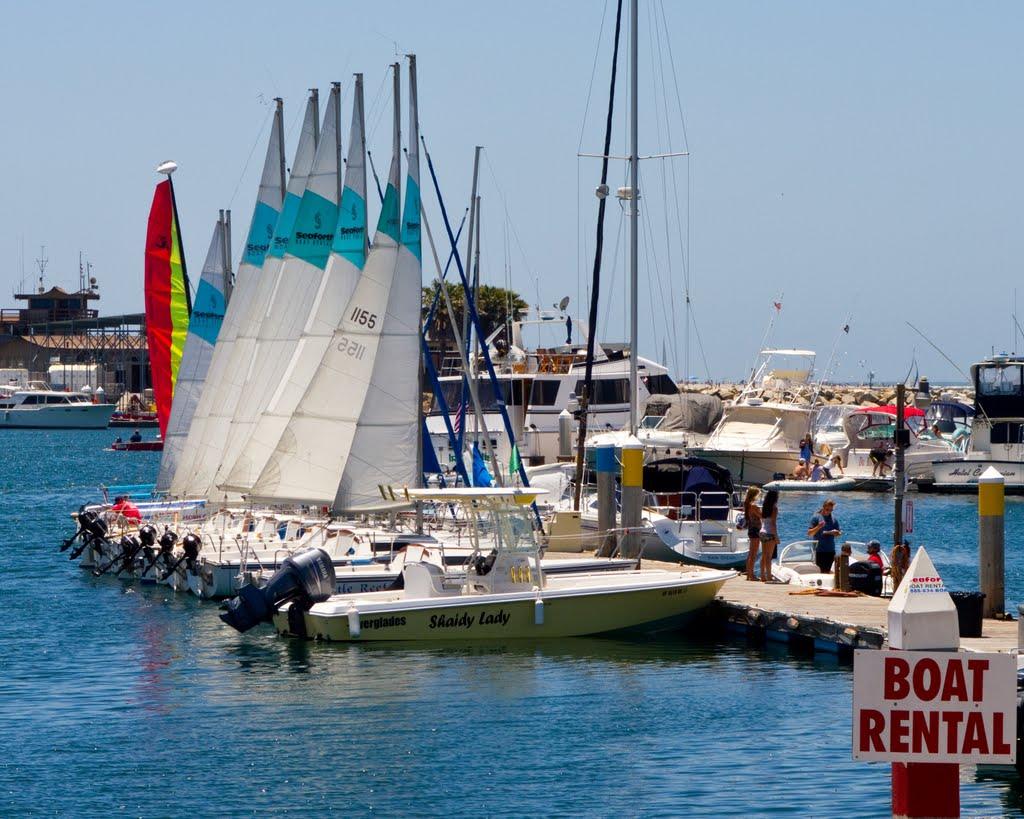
top-left (977, 364), bottom-right (1023, 397)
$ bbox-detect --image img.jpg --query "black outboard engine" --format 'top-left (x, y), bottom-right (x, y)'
top-left (219, 548), bottom-right (336, 634)
top-left (67, 511), bottom-right (110, 560)
top-left (160, 532), bottom-right (202, 580)
top-left (141, 529), bottom-right (177, 579)
top-left (93, 534), bottom-right (141, 577)
top-left (137, 524), bottom-right (160, 574)
top-left (849, 560), bottom-right (883, 597)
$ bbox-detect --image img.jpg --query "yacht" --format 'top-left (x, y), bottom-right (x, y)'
top-left (924, 355), bottom-right (1024, 492)
top-left (0, 386), bottom-right (115, 429)
top-left (694, 349), bottom-right (817, 485)
top-left (425, 313), bottom-right (679, 470)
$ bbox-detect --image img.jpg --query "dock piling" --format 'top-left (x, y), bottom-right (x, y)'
top-left (619, 437), bottom-right (643, 558)
top-left (979, 466), bottom-right (1005, 618)
top-left (595, 443), bottom-right (617, 557)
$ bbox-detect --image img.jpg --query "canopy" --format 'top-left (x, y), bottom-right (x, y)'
top-left (852, 404), bottom-right (925, 418)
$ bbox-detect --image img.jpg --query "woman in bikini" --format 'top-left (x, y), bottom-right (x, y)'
top-left (759, 489), bottom-right (780, 583)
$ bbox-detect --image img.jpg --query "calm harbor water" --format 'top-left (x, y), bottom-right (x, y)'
top-left (3, 429), bottom-right (1024, 816)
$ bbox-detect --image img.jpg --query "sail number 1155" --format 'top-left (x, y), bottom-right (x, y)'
top-left (350, 306), bottom-right (378, 329)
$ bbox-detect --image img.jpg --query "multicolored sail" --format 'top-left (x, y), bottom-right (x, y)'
top-left (144, 173), bottom-right (192, 438)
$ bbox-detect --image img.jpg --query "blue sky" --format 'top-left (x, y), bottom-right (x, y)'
top-left (1, 1), bottom-right (1021, 382)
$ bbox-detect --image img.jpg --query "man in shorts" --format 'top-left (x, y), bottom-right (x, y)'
top-left (807, 499), bottom-right (841, 573)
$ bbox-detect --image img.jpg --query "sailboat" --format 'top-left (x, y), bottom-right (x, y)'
top-left (139, 161), bottom-right (192, 451)
top-left (221, 76), bottom-right (370, 498)
top-left (172, 92), bottom-right (318, 500)
top-left (168, 99), bottom-right (286, 497)
top-left (155, 212), bottom-right (231, 488)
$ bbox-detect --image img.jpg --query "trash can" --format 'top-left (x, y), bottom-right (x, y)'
top-left (948, 591), bottom-right (985, 638)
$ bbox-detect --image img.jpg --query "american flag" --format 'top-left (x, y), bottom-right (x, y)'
top-left (453, 401), bottom-right (465, 435)
top-left (773, 301), bottom-right (782, 311)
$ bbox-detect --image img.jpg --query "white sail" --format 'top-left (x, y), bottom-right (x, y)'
top-left (177, 91), bottom-right (320, 500)
top-left (336, 56), bottom-right (422, 511)
top-left (232, 77), bottom-right (369, 499)
top-left (156, 215), bottom-right (229, 492)
top-left (245, 64), bottom-right (409, 507)
top-left (169, 99), bottom-right (286, 497)
top-left (215, 83), bottom-right (345, 494)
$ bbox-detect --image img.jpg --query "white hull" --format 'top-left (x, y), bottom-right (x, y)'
top-left (930, 458), bottom-right (1024, 490)
top-left (0, 403), bottom-right (114, 429)
top-left (691, 450), bottom-right (794, 485)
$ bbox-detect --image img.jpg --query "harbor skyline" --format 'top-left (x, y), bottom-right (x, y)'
top-left (2, 1), bottom-right (1022, 380)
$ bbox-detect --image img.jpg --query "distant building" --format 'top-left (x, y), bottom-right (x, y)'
top-left (0, 287), bottom-right (149, 398)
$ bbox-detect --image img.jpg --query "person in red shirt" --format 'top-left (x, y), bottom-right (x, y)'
top-left (866, 539), bottom-right (885, 569)
top-left (111, 495), bottom-right (142, 522)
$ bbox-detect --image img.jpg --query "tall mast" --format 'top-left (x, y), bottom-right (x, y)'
top-left (274, 98), bottom-right (286, 200)
top-left (628, 0), bottom-right (639, 435)
top-left (464, 147), bottom-right (482, 375)
top-left (332, 81), bottom-right (343, 202)
top-left (310, 87), bottom-right (321, 151)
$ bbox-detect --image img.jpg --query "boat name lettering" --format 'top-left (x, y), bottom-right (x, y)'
top-left (360, 615), bottom-right (406, 629)
top-left (428, 609), bottom-right (511, 630)
top-left (336, 336), bottom-right (367, 360)
top-left (349, 307), bottom-right (377, 329)
top-left (661, 587), bottom-right (685, 597)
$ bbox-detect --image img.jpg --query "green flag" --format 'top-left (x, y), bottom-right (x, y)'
top-left (509, 443), bottom-right (521, 476)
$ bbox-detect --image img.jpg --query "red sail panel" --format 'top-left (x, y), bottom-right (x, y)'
top-left (144, 179), bottom-right (190, 437)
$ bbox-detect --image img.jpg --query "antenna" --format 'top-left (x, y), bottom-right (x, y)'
top-left (79, 251), bottom-right (86, 293)
top-left (35, 245), bottom-right (48, 294)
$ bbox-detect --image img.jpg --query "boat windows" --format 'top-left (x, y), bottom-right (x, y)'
top-left (529, 379), bottom-right (561, 406)
top-left (991, 422), bottom-right (1024, 445)
top-left (977, 365), bottom-right (1023, 397)
top-left (20, 395), bottom-right (39, 405)
top-left (574, 378), bottom-right (629, 405)
top-left (642, 374), bottom-right (678, 396)
top-left (432, 379), bottom-right (528, 414)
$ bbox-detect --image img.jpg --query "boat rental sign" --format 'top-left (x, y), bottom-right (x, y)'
top-left (852, 649), bottom-right (1016, 764)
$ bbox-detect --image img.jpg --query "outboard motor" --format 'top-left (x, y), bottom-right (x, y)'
top-left (219, 548), bottom-right (336, 634)
top-left (67, 511), bottom-right (110, 560)
top-left (137, 524), bottom-right (159, 573)
top-left (141, 529), bottom-right (177, 579)
top-left (159, 532), bottom-right (202, 580)
top-left (93, 534), bottom-right (141, 577)
top-left (849, 560), bottom-right (883, 597)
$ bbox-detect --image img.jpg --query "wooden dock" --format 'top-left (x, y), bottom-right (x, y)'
top-left (706, 573), bottom-right (1018, 658)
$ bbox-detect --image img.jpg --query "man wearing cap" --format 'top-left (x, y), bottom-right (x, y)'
top-left (807, 499), bottom-right (841, 573)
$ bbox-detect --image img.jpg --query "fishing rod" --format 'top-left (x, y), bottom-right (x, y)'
top-left (809, 314), bottom-right (852, 410)
top-left (905, 320), bottom-right (990, 426)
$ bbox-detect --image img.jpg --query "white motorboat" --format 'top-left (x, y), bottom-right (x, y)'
top-left (831, 404), bottom-right (962, 488)
top-left (772, 539), bottom-right (892, 595)
top-left (218, 488), bottom-right (735, 641)
top-left (545, 456), bottom-right (749, 569)
top-left (0, 386), bottom-right (115, 429)
top-left (694, 349), bottom-right (817, 485)
top-left (924, 356), bottom-right (1024, 492)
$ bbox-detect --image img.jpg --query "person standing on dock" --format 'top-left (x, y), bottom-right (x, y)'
top-left (758, 489), bottom-right (780, 582)
top-left (742, 486), bottom-right (762, 581)
top-left (808, 499), bottom-right (842, 573)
